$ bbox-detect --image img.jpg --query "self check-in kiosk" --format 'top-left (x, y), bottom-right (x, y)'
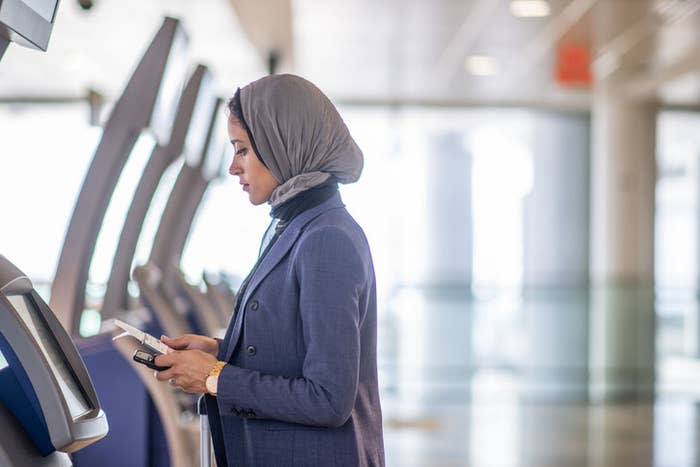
top-left (0, 255), bottom-right (108, 466)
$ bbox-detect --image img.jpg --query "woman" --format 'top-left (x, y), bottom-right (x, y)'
top-left (154, 74), bottom-right (385, 467)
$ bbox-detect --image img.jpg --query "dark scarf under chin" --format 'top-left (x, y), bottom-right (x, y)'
top-left (270, 178), bottom-right (338, 229)
top-left (255, 178), bottom-right (338, 258)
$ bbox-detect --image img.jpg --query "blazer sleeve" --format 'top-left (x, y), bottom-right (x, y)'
top-left (214, 226), bottom-right (367, 427)
top-left (215, 338), bottom-right (224, 360)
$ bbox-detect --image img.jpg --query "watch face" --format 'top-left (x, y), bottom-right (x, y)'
top-left (206, 375), bottom-right (218, 395)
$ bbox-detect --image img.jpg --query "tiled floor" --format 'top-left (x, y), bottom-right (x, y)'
top-left (381, 384), bottom-right (700, 466)
top-left (378, 289), bottom-right (700, 466)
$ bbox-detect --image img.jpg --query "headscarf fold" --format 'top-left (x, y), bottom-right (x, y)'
top-left (239, 74), bottom-right (363, 206)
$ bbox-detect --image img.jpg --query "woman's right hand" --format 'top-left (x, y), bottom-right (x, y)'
top-left (161, 334), bottom-right (219, 357)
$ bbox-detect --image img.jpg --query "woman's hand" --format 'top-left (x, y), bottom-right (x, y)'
top-left (154, 350), bottom-right (219, 394)
top-left (161, 334), bottom-right (219, 356)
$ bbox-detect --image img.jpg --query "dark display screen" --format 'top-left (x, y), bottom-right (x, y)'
top-left (7, 294), bottom-right (91, 419)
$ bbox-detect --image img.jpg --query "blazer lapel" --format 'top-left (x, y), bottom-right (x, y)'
top-left (224, 192), bottom-right (344, 361)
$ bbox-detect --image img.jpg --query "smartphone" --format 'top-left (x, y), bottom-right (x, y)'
top-left (132, 349), bottom-right (170, 371)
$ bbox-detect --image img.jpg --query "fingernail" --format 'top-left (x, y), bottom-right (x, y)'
top-left (153, 371), bottom-right (157, 378)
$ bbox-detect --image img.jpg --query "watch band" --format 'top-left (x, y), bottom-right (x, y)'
top-left (209, 361), bottom-right (227, 378)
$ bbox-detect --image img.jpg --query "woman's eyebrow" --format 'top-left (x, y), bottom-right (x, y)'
top-left (230, 138), bottom-right (244, 145)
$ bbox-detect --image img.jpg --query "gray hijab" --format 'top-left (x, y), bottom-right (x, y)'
top-left (240, 74), bottom-right (363, 207)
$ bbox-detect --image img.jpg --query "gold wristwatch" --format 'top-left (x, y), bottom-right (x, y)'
top-left (205, 361), bottom-right (226, 396)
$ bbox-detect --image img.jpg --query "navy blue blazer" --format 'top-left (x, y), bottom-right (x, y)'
top-left (206, 192), bottom-right (385, 466)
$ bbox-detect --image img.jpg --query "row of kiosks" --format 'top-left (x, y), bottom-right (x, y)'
top-left (0, 2), bottom-right (109, 466)
top-left (2, 3), bottom-right (232, 466)
top-left (42, 15), bottom-right (231, 467)
top-left (0, 255), bottom-right (108, 466)
top-left (49, 16), bottom-right (230, 342)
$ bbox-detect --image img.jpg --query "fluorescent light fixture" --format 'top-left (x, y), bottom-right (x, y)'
top-left (464, 55), bottom-right (500, 76)
top-left (510, 0), bottom-right (551, 18)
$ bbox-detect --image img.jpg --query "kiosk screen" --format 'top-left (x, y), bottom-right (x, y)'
top-left (6, 294), bottom-right (91, 418)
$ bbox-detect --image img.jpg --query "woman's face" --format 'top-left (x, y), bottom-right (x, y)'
top-left (227, 117), bottom-right (279, 205)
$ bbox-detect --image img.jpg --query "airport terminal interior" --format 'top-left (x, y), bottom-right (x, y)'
top-left (2, 0), bottom-right (700, 466)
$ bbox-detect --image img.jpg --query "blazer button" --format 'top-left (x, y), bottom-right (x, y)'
top-left (249, 300), bottom-right (259, 311)
top-left (246, 345), bottom-right (256, 356)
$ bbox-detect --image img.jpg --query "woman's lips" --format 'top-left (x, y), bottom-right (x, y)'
top-left (242, 184), bottom-right (250, 192)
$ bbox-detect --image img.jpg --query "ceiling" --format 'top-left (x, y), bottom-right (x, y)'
top-left (1, 0), bottom-right (700, 111)
top-left (0, 0), bottom-right (264, 100)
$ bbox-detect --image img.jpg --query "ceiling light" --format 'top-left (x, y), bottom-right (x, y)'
top-left (464, 55), bottom-right (500, 76)
top-left (510, 0), bottom-right (551, 18)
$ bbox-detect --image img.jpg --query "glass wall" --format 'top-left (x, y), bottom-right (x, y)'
top-left (656, 111), bottom-right (700, 395)
top-left (5, 101), bottom-right (700, 466)
top-left (0, 103), bottom-right (100, 298)
top-left (85, 132), bottom-right (155, 315)
top-left (176, 106), bottom-right (592, 405)
top-left (4, 104), bottom-right (699, 396)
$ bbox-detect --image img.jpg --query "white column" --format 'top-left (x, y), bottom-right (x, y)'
top-left (523, 113), bottom-right (591, 402)
top-left (391, 131), bottom-right (473, 407)
top-left (425, 131), bottom-right (472, 290)
top-left (586, 403), bottom-right (654, 466)
top-left (686, 163), bottom-right (700, 358)
top-left (589, 2), bottom-right (657, 401)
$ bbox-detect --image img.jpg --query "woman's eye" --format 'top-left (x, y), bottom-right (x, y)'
top-left (235, 148), bottom-right (247, 156)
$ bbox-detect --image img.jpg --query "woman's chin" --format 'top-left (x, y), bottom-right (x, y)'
top-left (249, 195), bottom-right (265, 206)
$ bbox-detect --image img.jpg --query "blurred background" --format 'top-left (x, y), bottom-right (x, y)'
top-left (2, 0), bottom-right (700, 466)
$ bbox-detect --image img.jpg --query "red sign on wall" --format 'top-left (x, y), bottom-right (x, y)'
top-left (555, 46), bottom-right (592, 87)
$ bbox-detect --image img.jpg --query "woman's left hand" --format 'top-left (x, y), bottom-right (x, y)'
top-left (154, 349), bottom-right (218, 394)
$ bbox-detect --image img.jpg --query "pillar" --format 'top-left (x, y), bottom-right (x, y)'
top-left (523, 112), bottom-right (591, 401)
top-left (589, 1), bottom-right (657, 401)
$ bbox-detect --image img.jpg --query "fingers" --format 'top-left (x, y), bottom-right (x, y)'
top-left (152, 350), bottom-right (211, 393)
top-left (155, 366), bottom-right (175, 381)
top-left (153, 365), bottom-right (205, 394)
top-left (153, 352), bottom-right (185, 381)
top-left (154, 352), bottom-right (176, 369)
top-left (160, 335), bottom-right (174, 354)
top-left (161, 334), bottom-right (189, 350)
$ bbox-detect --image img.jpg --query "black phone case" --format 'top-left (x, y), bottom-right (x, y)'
top-left (133, 350), bottom-right (169, 371)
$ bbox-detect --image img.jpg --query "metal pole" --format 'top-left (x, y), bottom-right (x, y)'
top-left (197, 395), bottom-right (212, 467)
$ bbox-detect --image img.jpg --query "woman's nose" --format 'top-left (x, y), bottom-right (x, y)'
top-left (229, 157), bottom-right (240, 175)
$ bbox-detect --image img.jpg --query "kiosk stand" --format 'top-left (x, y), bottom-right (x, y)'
top-left (0, 255), bottom-right (109, 466)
